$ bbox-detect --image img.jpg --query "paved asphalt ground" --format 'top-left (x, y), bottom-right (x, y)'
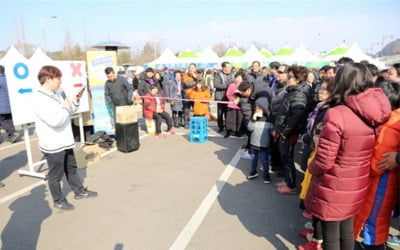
top-left (1, 112), bottom-right (400, 249)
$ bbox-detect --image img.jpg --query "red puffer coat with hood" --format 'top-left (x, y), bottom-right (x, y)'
top-left (305, 88), bottom-right (391, 221)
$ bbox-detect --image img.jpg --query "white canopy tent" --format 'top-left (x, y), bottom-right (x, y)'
top-left (196, 46), bottom-right (220, 68)
top-left (146, 48), bottom-right (182, 69)
top-left (291, 43), bottom-right (319, 62)
top-left (322, 45), bottom-right (349, 62)
top-left (241, 44), bottom-right (268, 65)
top-left (343, 43), bottom-right (386, 69)
top-left (267, 46), bottom-right (295, 64)
top-left (260, 47), bottom-right (273, 59)
top-left (220, 47), bottom-right (245, 67)
top-left (322, 43), bottom-right (386, 68)
top-left (177, 49), bottom-right (199, 65)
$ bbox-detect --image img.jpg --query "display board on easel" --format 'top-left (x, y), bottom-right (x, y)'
top-left (2, 45), bottom-right (89, 179)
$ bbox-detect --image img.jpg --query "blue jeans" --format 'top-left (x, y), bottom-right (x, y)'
top-left (251, 148), bottom-right (270, 175)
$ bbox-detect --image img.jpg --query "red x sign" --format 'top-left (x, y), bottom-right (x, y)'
top-left (70, 63), bottom-right (82, 77)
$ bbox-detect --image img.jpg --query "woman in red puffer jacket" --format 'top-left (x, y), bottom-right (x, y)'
top-left (304, 63), bottom-right (392, 250)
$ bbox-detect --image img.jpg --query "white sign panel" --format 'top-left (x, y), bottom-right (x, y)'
top-left (4, 48), bottom-right (38, 125)
top-left (4, 47), bottom-right (89, 125)
top-left (54, 60), bottom-right (89, 114)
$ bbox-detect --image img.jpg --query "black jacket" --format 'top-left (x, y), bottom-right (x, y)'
top-left (269, 85), bottom-right (287, 123)
top-left (246, 70), bottom-right (263, 85)
top-left (274, 84), bottom-right (307, 137)
top-left (297, 82), bottom-right (317, 116)
top-left (137, 77), bottom-right (161, 97)
top-left (214, 71), bottom-right (234, 101)
top-left (239, 81), bottom-right (274, 121)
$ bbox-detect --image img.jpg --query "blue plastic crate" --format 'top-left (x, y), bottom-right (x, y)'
top-left (189, 117), bottom-right (208, 144)
top-left (189, 117), bottom-right (208, 133)
top-left (189, 132), bottom-right (208, 144)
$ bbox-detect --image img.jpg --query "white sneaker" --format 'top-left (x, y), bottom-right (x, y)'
top-left (240, 152), bottom-right (253, 160)
top-left (304, 221), bottom-right (314, 230)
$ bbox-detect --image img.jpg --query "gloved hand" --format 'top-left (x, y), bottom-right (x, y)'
top-left (272, 131), bottom-right (280, 139)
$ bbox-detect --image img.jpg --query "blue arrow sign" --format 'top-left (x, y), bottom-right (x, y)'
top-left (18, 88), bottom-right (33, 94)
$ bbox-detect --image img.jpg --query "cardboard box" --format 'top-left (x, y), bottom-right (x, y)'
top-left (116, 105), bottom-right (139, 124)
top-left (74, 143), bottom-right (108, 168)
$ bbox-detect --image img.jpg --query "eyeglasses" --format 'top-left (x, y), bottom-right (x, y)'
top-left (277, 71), bottom-right (286, 74)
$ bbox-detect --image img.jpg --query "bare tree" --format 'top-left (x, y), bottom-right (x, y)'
top-left (251, 41), bottom-right (269, 50)
top-left (212, 43), bottom-right (228, 57)
top-left (51, 29), bottom-right (85, 60)
top-left (14, 14), bottom-right (35, 58)
top-left (118, 49), bottom-right (133, 64)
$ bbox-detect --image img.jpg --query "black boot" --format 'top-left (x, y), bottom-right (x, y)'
top-left (224, 130), bottom-right (231, 138)
top-left (172, 112), bottom-right (179, 128)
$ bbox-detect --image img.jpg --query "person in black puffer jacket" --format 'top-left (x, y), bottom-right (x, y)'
top-left (269, 64), bottom-right (289, 174)
top-left (236, 80), bottom-right (273, 156)
top-left (274, 66), bottom-right (308, 195)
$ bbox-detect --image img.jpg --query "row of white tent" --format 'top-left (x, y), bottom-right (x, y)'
top-left (145, 43), bottom-right (386, 70)
top-left (0, 43), bottom-right (386, 72)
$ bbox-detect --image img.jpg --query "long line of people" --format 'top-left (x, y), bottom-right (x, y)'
top-left (130, 59), bottom-right (400, 250)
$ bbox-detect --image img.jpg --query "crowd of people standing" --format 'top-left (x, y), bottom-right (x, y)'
top-left (125, 59), bottom-right (400, 250)
top-left (2, 56), bottom-right (400, 249)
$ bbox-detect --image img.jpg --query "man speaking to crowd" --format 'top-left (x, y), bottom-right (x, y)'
top-left (34, 65), bottom-right (97, 211)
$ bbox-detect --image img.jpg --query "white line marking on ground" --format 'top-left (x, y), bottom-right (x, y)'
top-left (169, 148), bottom-right (242, 250)
top-left (0, 180), bottom-right (46, 205)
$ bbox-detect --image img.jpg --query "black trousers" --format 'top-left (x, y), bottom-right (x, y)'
top-left (321, 217), bottom-right (354, 250)
top-left (153, 111), bottom-right (173, 134)
top-left (0, 113), bottom-right (15, 136)
top-left (312, 217), bottom-right (323, 241)
top-left (279, 137), bottom-right (296, 188)
top-left (183, 101), bottom-right (193, 127)
top-left (270, 137), bottom-right (282, 170)
top-left (217, 103), bottom-right (227, 130)
top-left (225, 108), bottom-right (242, 133)
top-left (44, 149), bottom-right (84, 202)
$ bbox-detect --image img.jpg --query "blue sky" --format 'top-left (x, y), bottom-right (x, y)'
top-left (1, 0), bottom-right (400, 54)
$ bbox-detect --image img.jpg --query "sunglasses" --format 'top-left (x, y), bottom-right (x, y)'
top-left (277, 71), bottom-right (286, 74)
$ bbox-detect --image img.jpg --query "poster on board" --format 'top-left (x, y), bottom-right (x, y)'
top-left (86, 50), bottom-right (117, 134)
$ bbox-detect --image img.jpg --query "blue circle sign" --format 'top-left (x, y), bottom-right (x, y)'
top-left (13, 63), bottom-right (29, 79)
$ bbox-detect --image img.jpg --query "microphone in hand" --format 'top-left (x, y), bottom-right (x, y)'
top-left (60, 89), bottom-right (72, 109)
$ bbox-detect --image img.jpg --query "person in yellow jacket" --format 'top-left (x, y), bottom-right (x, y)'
top-left (187, 81), bottom-right (211, 118)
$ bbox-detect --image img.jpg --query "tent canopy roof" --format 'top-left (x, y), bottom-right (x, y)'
top-left (324, 47), bottom-right (348, 57)
top-left (260, 48), bottom-right (273, 58)
top-left (178, 49), bottom-right (198, 58)
top-left (224, 47), bottom-right (244, 57)
top-left (274, 47), bottom-right (294, 56)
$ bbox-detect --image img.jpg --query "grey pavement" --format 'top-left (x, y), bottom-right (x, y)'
top-left (1, 119), bottom-right (399, 250)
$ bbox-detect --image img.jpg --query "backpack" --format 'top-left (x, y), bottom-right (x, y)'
top-left (86, 131), bottom-right (114, 148)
